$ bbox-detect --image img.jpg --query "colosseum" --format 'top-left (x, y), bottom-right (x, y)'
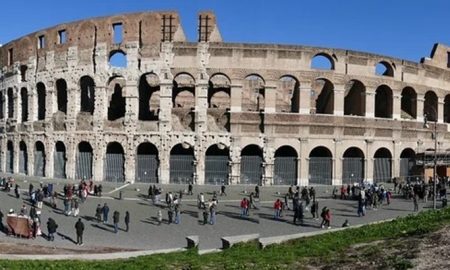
top-left (0, 11), bottom-right (449, 186)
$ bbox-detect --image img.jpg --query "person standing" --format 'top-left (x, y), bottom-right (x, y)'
top-left (174, 204), bottom-right (181, 224)
top-left (73, 198), bottom-right (79, 217)
top-left (255, 185), bottom-right (260, 198)
top-left (157, 209), bottom-right (162, 225)
top-left (273, 199), bottom-right (282, 220)
top-left (113, 210), bottom-right (120, 233)
top-left (47, 218), bottom-right (58, 241)
top-left (203, 208), bottom-right (209, 225)
top-left (95, 204), bottom-right (102, 222)
top-left (413, 193), bottom-right (419, 212)
top-left (209, 201), bottom-right (216, 225)
top-left (220, 185), bottom-right (227, 196)
top-left (167, 204), bottom-right (174, 224)
top-left (15, 184), bottom-right (20, 199)
top-left (188, 183), bottom-right (193, 196)
top-left (75, 218), bottom-right (85, 246)
top-left (124, 211), bottom-right (130, 232)
top-left (102, 203), bottom-right (110, 224)
top-left (240, 198), bottom-right (248, 217)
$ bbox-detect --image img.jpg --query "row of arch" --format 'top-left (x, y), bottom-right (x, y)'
top-left (2, 73), bottom-right (449, 123)
top-left (3, 140), bottom-right (417, 185)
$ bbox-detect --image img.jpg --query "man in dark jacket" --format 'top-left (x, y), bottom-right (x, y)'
top-left (102, 203), bottom-right (109, 224)
top-left (47, 218), bottom-right (58, 241)
top-left (95, 204), bottom-right (102, 222)
top-left (124, 211), bottom-right (130, 232)
top-left (113, 210), bottom-right (120, 233)
top-left (75, 218), bottom-right (84, 245)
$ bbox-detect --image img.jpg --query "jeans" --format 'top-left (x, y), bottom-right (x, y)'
top-left (210, 211), bottom-right (216, 225)
top-left (77, 233), bottom-right (83, 245)
top-left (175, 213), bottom-right (180, 224)
top-left (114, 223), bottom-right (118, 233)
top-left (103, 214), bottom-right (108, 223)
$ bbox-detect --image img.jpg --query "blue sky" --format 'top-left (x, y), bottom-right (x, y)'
top-left (1, 0), bottom-right (449, 62)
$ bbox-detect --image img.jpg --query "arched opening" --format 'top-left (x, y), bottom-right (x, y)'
top-left (205, 144), bottom-right (230, 185)
top-left (277, 76), bottom-right (300, 113)
top-left (400, 148), bottom-right (416, 182)
top-left (138, 73), bottom-right (160, 121)
top-left (375, 61), bottom-right (394, 77)
top-left (309, 146), bottom-right (332, 185)
top-left (424, 91), bottom-right (438, 122)
top-left (240, 144), bottom-right (263, 185)
top-left (375, 85), bottom-right (393, 118)
top-left (76, 141), bottom-right (93, 180)
top-left (136, 142), bottom-right (159, 183)
top-left (373, 148), bottom-right (392, 183)
top-left (344, 80), bottom-right (365, 116)
top-left (0, 92), bottom-right (4, 119)
top-left (56, 79), bottom-right (68, 114)
top-left (19, 141), bottom-right (28, 175)
top-left (80, 76), bottom-right (95, 114)
top-left (401, 87), bottom-right (417, 119)
top-left (6, 140), bottom-right (13, 173)
top-left (208, 74), bottom-right (231, 132)
top-left (170, 144), bottom-right (195, 184)
top-left (107, 80), bottom-right (126, 121)
top-left (173, 73), bottom-right (196, 109)
top-left (36, 82), bottom-right (46, 120)
top-left (313, 79), bottom-right (334, 114)
top-left (274, 146), bottom-right (298, 185)
top-left (21, 87), bottom-right (28, 122)
top-left (104, 142), bottom-right (125, 182)
top-left (7, 88), bottom-right (14, 119)
top-left (109, 50), bottom-right (127, 68)
top-left (445, 95), bottom-right (450, 123)
top-left (20, 65), bottom-right (27, 82)
top-left (54, 141), bottom-right (66, 179)
top-left (243, 75), bottom-right (265, 112)
top-left (342, 147), bottom-right (365, 184)
top-left (34, 141), bottom-right (46, 177)
top-left (311, 53), bottom-right (334, 70)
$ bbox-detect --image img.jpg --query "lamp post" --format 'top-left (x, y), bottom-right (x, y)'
top-left (423, 113), bottom-right (437, 210)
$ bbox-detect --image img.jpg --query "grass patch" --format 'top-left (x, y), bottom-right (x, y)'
top-left (2, 207), bottom-right (450, 269)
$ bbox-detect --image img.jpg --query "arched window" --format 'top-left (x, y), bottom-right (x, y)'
top-left (107, 77), bottom-right (126, 121)
top-left (375, 85), bottom-right (393, 118)
top-left (205, 144), bottom-right (229, 185)
top-left (21, 87), bottom-right (28, 122)
top-left (375, 61), bottom-right (394, 77)
top-left (36, 83), bottom-right (46, 120)
top-left (138, 73), bottom-right (160, 121)
top-left (424, 91), bottom-right (438, 122)
top-left (109, 50), bottom-right (127, 68)
top-left (309, 146), bottom-right (332, 185)
top-left (104, 142), bottom-right (125, 182)
top-left (80, 76), bottom-right (95, 114)
top-left (243, 75), bottom-right (265, 112)
top-left (344, 80), bottom-right (365, 116)
top-left (311, 53), bottom-right (334, 70)
top-left (312, 79), bottom-right (334, 114)
top-left (373, 148), bottom-right (392, 183)
top-left (401, 87), bottom-right (417, 119)
top-left (277, 76), bottom-right (299, 113)
top-left (274, 146), bottom-right (298, 185)
top-left (342, 147), bottom-right (365, 184)
top-left (56, 79), bottom-right (68, 114)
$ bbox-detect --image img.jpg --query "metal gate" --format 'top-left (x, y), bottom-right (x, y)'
top-left (34, 148), bottom-right (45, 177)
top-left (374, 158), bottom-right (391, 183)
top-left (19, 147), bottom-right (27, 174)
top-left (205, 156), bottom-right (229, 185)
top-left (400, 158), bottom-right (415, 182)
top-left (6, 147), bottom-right (13, 173)
top-left (136, 154), bottom-right (158, 183)
top-left (309, 157), bottom-right (332, 185)
top-left (75, 151), bottom-right (92, 180)
top-left (170, 155), bottom-right (194, 184)
top-left (104, 153), bottom-right (125, 182)
top-left (54, 149), bottom-right (66, 179)
top-left (274, 156), bottom-right (297, 185)
top-left (240, 156), bottom-right (262, 185)
top-left (342, 158), bottom-right (364, 184)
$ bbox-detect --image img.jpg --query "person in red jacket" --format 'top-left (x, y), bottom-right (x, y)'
top-left (274, 199), bottom-right (282, 219)
top-left (240, 198), bottom-right (249, 217)
top-left (324, 208), bottom-right (332, 229)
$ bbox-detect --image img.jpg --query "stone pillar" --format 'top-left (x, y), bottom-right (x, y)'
top-left (159, 147), bottom-right (170, 185)
top-left (392, 141), bottom-right (401, 179)
top-left (299, 139), bottom-right (309, 186)
top-left (12, 138), bottom-right (19, 174)
top-left (124, 139), bottom-right (135, 183)
top-left (365, 140), bottom-right (373, 183)
top-left (417, 95), bottom-right (425, 123)
top-left (438, 97), bottom-right (444, 123)
top-left (195, 82), bottom-right (208, 133)
top-left (0, 138), bottom-right (5, 173)
top-left (229, 146), bottom-right (241, 185)
top-left (45, 84), bottom-right (54, 120)
top-left (92, 140), bottom-right (104, 182)
top-left (333, 139), bottom-right (343, 186)
top-left (93, 86), bottom-right (106, 132)
top-left (28, 139), bottom-right (35, 177)
top-left (263, 147), bottom-right (275, 186)
top-left (124, 83), bottom-right (138, 134)
top-left (66, 138), bottom-right (77, 180)
top-left (365, 88), bottom-right (375, 118)
top-left (15, 87), bottom-right (21, 123)
top-left (195, 146), bottom-right (205, 185)
top-left (230, 84), bottom-right (242, 112)
top-left (159, 81), bottom-right (172, 132)
top-left (299, 82), bottom-right (312, 114)
top-left (66, 82), bottom-right (78, 132)
top-left (29, 86), bottom-right (37, 122)
top-left (334, 86), bottom-right (345, 116)
top-left (45, 140), bottom-right (54, 178)
top-left (393, 93), bottom-right (401, 120)
top-left (264, 84), bottom-right (277, 113)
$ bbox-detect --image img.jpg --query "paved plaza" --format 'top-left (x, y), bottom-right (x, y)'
top-left (0, 173), bottom-right (441, 253)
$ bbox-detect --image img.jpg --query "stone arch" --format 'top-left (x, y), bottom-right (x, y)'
top-left (344, 80), bottom-right (365, 116)
top-left (375, 61), bottom-right (394, 77)
top-left (240, 144), bottom-right (263, 185)
top-left (274, 145), bottom-right (298, 185)
top-left (20, 87), bottom-right (28, 122)
top-left (6, 140), bottom-right (13, 173)
top-left (104, 142), bottom-right (125, 182)
top-left (375, 85), bottom-right (393, 118)
top-left (138, 73), bottom-right (160, 121)
top-left (80, 76), bottom-right (95, 114)
top-left (75, 141), bottom-right (93, 180)
top-left (342, 147), bottom-right (365, 184)
top-left (311, 53), bottom-right (335, 70)
top-left (107, 77), bottom-right (126, 121)
top-left (309, 146), bottom-right (333, 185)
top-left (136, 142), bottom-right (159, 183)
top-left (277, 75), bottom-right (300, 113)
top-left (401, 87), bottom-right (417, 119)
top-left (312, 78), bottom-right (334, 114)
top-left (56, 78), bottom-right (68, 114)
top-left (243, 74), bottom-right (265, 112)
top-left (36, 82), bottom-right (46, 120)
top-left (34, 141), bottom-right (46, 177)
top-left (170, 143), bottom-right (195, 184)
top-left (208, 73), bottom-right (231, 109)
top-left (54, 141), bottom-right (66, 179)
top-left (109, 50), bottom-right (127, 68)
top-left (19, 141), bottom-right (28, 175)
top-left (173, 73), bottom-right (196, 109)
top-left (400, 148), bottom-right (416, 182)
top-left (205, 144), bottom-right (230, 185)
top-left (424, 90), bottom-right (438, 122)
top-left (373, 147), bottom-right (392, 183)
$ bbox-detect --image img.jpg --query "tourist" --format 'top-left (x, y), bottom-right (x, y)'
top-left (310, 199), bottom-right (318, 219)
top-left (0, 210), bottom-right (3, 232)
top-left (28, 183), bottom-right (34, 197)
top-left (97, 184), bottom-right (103, 197)
top-left (240, 198), bottom-right (248, 217)
top-left (20, 205), bottom-right (27, 216)
top-left (198, 193), bottom-right (205, 209)
top-left (47, 218), bottom-right (58, 241)
top-left (413, 193), bottom-right (419, 212)
top-left (63, 197), bottom-right (70, 215)
top-left (125, 211), bottom-right (130, 232)
top-left (188, 182), bottom-right (193, 195)
top-left (36, 189), bottom-right (44, 209)
top-left (157, 209), bottom-right (162, 225)
top-left (167, 204), bottom-right (174, 224)
top-left (95, 204), bottom-right (102, 222)
top-left (220, 185), bottom-right (227, 196)
top-left (102, 203), bottom-right (110, 224)
top-left (174, 204), bottom-right (181, 224)
top-left (113, 210), bottom-right (120, 233)
top-left (255, 185), bottom-right (260, 198)
top-left (75, 218), bottom-right (85, 246)
top-left (203, 208), bottom-right (209, 225)
top-left (293, 201), bottom-right (303, 225)
top-left (29, 206), bottom-right (37, 220)
top-left (73, 198), bottom-right (80, 217)
top-left (357, 196), bottom-right (365, 217)
top-left (274, 199), bottom-right (282, 219)
top-left (15, 184), bottom-right (20, 199)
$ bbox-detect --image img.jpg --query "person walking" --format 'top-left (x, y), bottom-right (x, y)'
top-left (15, 184), bottom-right (20, 199)
top-left (113, 210), bottom-right (120, 233)
top-left (102, 203), bottom-right (110, 224)
top-left (95, 204), bottom-right (102, 222)
top-left (220, 185), bottom-right (227, 196)
top-left (174, 204), bottom-right (181, 224)
top-left (75, 218), bottom-right (85, 246)
top-left (124, 211), bottom-right (130, 232)
top-left (188, 183), bottom-right (193, 196)
top-left (167, 204), bottom-right (174, 224)
top-left (413, 193), bottom-right (419, 212)
top-left (274, 199), bottom-right (282, 220)
top-left (47, 218), bottom-right (58, 241)
top-left (157, 209), bottom-right (162, 225)
top-left (209, 201), bottom-right (216, 225)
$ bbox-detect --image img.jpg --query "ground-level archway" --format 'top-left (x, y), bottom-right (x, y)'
top-left (205, 144), bottom-right (229, 185)
top-left (34, 141), bottom-right (46, 177)
top-left (373, 148), bottom-right (392, 183)
top-left (170, 144), bottom-right (195, 184)
top-left (309, 146), bottom-right (332, 185)
top-left (54, 141), bottom-right (66, 179)
top-left (274, 146), bottom-right (298, 185)
top-left (6, 141), bottom-right (13, 173)
top-left (19, 141), bottom-right (28, 175)
top-left (400, 148), bottom-right (416, 182)
top-left (342, 147), bottom-right (365, 184)
top-left (104, 142), bottom-right (125, 182)
top-left (76, 142), bottom-right (93, 180)
top-left (240, 145), bottom-right (263, 185)
top-left (136, 143), bottom-right (159, 183)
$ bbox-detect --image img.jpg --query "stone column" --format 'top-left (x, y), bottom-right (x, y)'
top-left (230, 84), bottom-right (242, 112)
top-left (15, 87), bottom-right (21, 123)
top-left (28, 139), bottom-right (35, 177)
top-left (365, 88), bottom-right (375, 118)
top-left (45, 84), bottom-right (54, 120)
top-left (229, 146), bottom-right (241, 185)
top-left (159, 147), bottom-right (170, 185)
top-left (417, 95), bottom-right (425, 123)
top-left (12, 138), bottom-right (19, 174)
top-left (263, 147), bottom-right (275, 186)
top-left (264, 84), bottom-right (277, 113)
top-left (124, 139), bottom-right (135, 183)
top-left (365, 140), bottom-right (374, 183)
top-left (45, 140), bottom-right (54, 178)
top-left (333, 86), bottom-right (345, 116)
top-left (299, 139), bottom-right (309, 186)
top-left (159, 81), bottom-right (172, 132)
top-left (195, 146), bottom-right (205, 185)
top-left (333, 139), bottom-right (343, 186)
top-left (124, 83), bottom-right (138, 134)
top-left (93, 86), bottom-right (106, 132)
top-left (195, 82), bottom-right (208, 133)
top-left (299, 82), bottom-right (312, 114)
top-left (393, 93), bottom-right (401, 120)
top-left (66, 138), bottom-right (77, 180)
top-left (66, 82), bottom-right (78, 132)
top-left (438, 97), bottom-right (444, 123)
top-left (92, 140), bottom-right (104, 182)
top-left (392, 141), bottom-right (401, 179)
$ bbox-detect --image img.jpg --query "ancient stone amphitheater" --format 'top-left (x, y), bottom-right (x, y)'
top-left (0, 11), bottom-right (449, 186)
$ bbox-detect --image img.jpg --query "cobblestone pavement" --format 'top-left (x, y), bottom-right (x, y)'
top-left (0, 173), bottom-right (441, 252)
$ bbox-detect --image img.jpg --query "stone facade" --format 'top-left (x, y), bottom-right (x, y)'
top-left (0, 11), bottom-right (450, 185)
